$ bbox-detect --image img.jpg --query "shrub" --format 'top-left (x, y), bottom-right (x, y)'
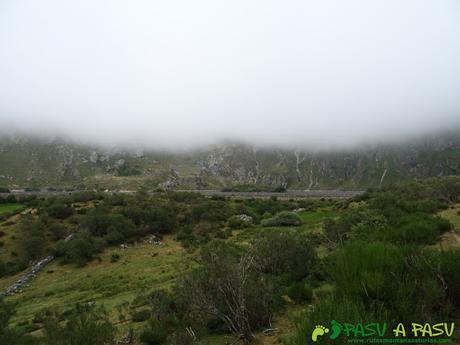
top-left (140, 320), bottom-right (169, 345)
top-left (104, 230), bottom-right (125, 245)
top-left (41, 305), bottom-right (115, 345)
top-left (56, 231), bottom-right (105, 266)
top-left (286, 295), bottom-right (382, 345)
top-left (434, 249), bottom-right (460, 309)
top-left (326, 242), bottom-right (459, 322)
top-left (322, 208), bottom-right (366, 247)
top-left (187, 200), bottom-right (230, 224)
top-left (71, 191), bottom-right (103, 203)
top-left (82, 209), bottom-right (137, 240)
top-left (261, 211), bottom-right (301, 227)
top-left (5, 195), bottom-right (16, 203)
top-left (176, 241), bottom-right (278, 342)
top-left (110, 253), bottom-right (120, 263)
top-left (19, 217), bottom-right (46, 260)
top-left (227, 215), bottom-right (252, 229)
top-left (286, 281), bottom-right (313, 303)
top-left (132, 309), bottom-right (151, 323)
top-left (383, 214), bottom-right (451, 245)
top-left (243, 198), bottom-right (286, 217)
top-left (47, 223), bottom-right (66, 240)
top-left (327, 241), bottom-right (405, 303)
top-left (252, 229), bottom-right (316, 280)
top-left (46, 203), bottom-right (74, 219)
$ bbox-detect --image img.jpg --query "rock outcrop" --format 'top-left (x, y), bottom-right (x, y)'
top-left (0, 131), bottom-right (459, 190)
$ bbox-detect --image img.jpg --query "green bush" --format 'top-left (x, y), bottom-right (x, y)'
top-left (384, 214), bottom-right (451, 245)
top-left (326, 242), bottom-right (459, 322)
top-left (261, 211), bottom-right (301, 227)
top-left (140, 320), bottom-right (169, 345)
top-left (41, 305), bottom-right (115, 345)
top-left (227, 215), bottom-right (252, 229)
top-left (433, 249), bottom-right (460, 309)
top-left (286, 281), bottom-right (313, 303)
top-left (110, 253), bottom-right (120, 263)
top-left (55, 231), bottom-right (105, 266)
top-left (46, 203), bottom-right (74, 219)
top-left (82, 209), bottom-right (137, 241)
top-left (132, 309), bottom-right (151, 322)
top-left (286, 295), bottom-right (382, 345)
top-left (176, 241), bottom-right (278, 342)
top-left (252, 229), bottom-right (316, 280)
top-left (19, 217), bottom-right (46, 260)
top-left (5, 195), bottom-right (16, 204)
top-left (47, 223), bottom-right (66, 240)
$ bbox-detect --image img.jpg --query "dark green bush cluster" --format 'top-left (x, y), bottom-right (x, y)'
top-left (19, 217), bottom-right (46, 260)
top-left (0, 194), bottom-right (16, 204)
top-left (44, 202), bottom-right (74, 219)
top-left (365, 177), bottom-right (460, 219)
top-left (383, 213), bottom-right (451, 244)
top-left (261, 211), bottom-right (301, 227)
top-left (3, 191), bottom-right (308, 268)
top-left (286, 280), bottom-right (313, 303)
top-left (227, 214), bottom-right (253, 229)
top-left (110, 253), bottom-right (121, 263)
top-left (252, 229), bottom-right (315, 280)
top-left (0, 258), bottom-right (27, 279)
top-left (54, 231), bottom-right (105, 267)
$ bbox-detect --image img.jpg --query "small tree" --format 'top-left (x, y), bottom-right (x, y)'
top-left (177, 241), bottom-right (275, 343)
top-left (19, 217), bottom-right (46, 260)
top-left (252, 229), bottom-right (316, 281)
top-left (46, 203), bottom-right (74, 219)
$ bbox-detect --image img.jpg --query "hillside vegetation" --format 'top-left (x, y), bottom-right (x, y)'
top-left (0, 177), bottom-right (459, 344)
top-left (0, 131), bottom-right (459, 190)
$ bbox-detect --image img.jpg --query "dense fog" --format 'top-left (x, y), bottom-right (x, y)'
top-left (1, 0), bottom-right (459, 149)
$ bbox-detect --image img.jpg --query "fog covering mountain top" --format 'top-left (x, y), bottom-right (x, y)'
top-left (1, 0), bottom-right (460, 149)
top-left (0, 130), bottom-right (458, 190)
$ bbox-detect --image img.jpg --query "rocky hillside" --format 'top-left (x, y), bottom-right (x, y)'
top-left (0, 132), bottom-right (459, 190)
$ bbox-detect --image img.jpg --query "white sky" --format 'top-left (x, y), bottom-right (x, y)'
top-left (0, 0), bottom-right (459, 148)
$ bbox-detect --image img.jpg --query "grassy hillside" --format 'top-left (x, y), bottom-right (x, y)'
top-left (0, 204), bottom-right (23, 215)
top-left (0, 191), bottom-right (338, 344)
top-left (0, 177), bottom-right (460, 345)
top-left (2, 236), bottom-right (189, 326)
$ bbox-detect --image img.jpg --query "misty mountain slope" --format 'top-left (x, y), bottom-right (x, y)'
top-left (0, 132), bottom-right (459, 190)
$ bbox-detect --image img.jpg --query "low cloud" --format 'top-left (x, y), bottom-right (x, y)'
top-left (1, 0), bottom-right (459, 149)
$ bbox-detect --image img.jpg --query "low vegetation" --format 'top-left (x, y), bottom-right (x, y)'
top-left (0, 177), bottom-right (459, 344)
top-left (287, 176), bottom-right (460, 345)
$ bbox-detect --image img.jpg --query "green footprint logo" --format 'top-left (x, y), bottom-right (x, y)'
top-left (329, 320), bottom-right (342, 340)
top-left (311, 325), bottom-right (329, 342)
